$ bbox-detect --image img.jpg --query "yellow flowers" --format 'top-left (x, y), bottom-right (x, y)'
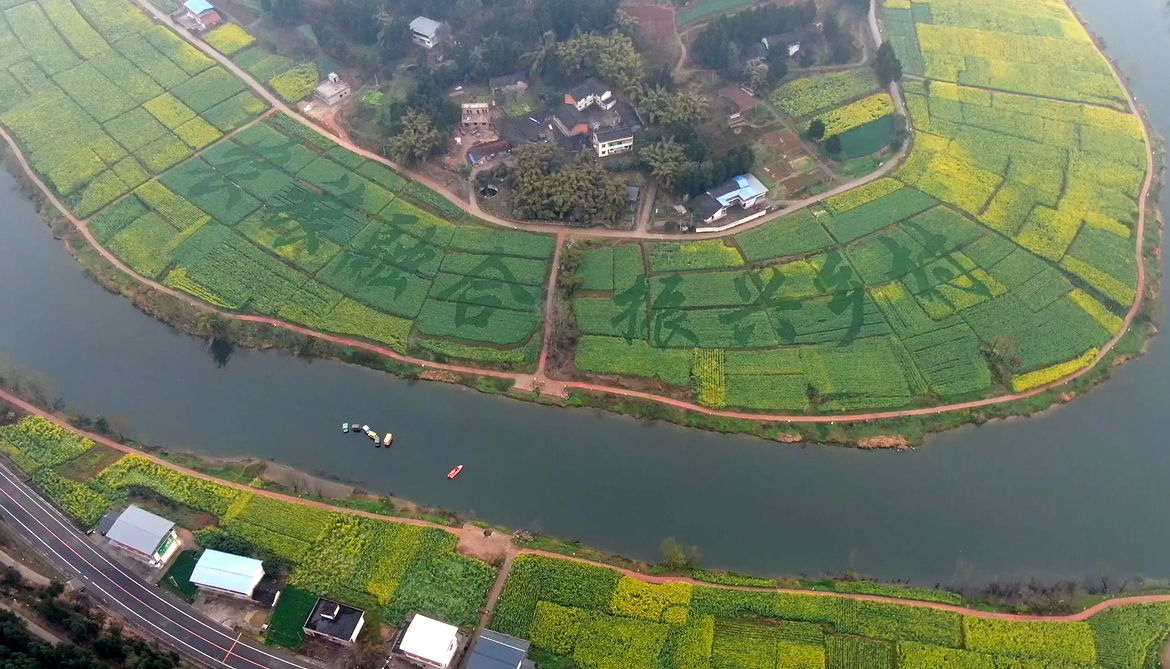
top-left (144, 92), bottom-right (197, 129)
top-left (770, 69), bottom-right (881, 118)
top-left (691, 348), bottom-right (727, 408)
top-left (1014, 205), bottom-right (1082, 261)
top-left (1069, 289), bottom-right (1124, 334)
top-left (269, 62), bottom-right (319, 102)
top-left (1010, 349), bottom-right (1098, 392)
top-left (204, 24), bottom-right (256, 55)
top-left (827, 179), bottom-right (904, 214)
top-left (609, 577), bottom-right (692, 623)
top-left (174, 116), bottom-right (223, 149)
top-left (817, 94), bottom-right (896, 136)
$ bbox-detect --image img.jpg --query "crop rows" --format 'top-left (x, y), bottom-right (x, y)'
top-left (486, 553), bottom-right (1170, 669)
top-left (0, 0), bottom-right (266, 216)
top-left (769, 69), bottom-right (881, 118)
top-left (816, 93), bottom-right (895, 136)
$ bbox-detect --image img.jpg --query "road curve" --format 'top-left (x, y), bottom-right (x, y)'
top-left (0, 462), bottom-right (312, 669)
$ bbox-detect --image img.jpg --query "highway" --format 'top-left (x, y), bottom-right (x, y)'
top-left (0, 462), bottom-right (314, 669)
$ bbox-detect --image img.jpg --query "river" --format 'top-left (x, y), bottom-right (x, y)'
top-left (0, 0), bottom-right (1167, 586)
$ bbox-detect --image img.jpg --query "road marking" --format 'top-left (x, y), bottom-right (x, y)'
top-left (224, 633), bottom-right (242, 663)
top-left (0, 467), bottom-right (309, 669)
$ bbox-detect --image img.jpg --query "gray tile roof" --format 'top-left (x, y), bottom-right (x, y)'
top-left (467, 630), bottom-right (531, 669)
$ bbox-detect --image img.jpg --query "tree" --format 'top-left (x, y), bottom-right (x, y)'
top-left (636, 87), bottom-right (709, 125)
top-left (765, 46), bottom-right (789, 86)
top-left (825, 134), bottom-right (843, 155)
top-left (808, 119), bottom-right (826, 140)
top-left (875, 42), bottom-right (904, 85)
top-left (639, 139), bottom-right (687, 189)
top-left (747, 64), bottom-right (769, 93)
top-left (266, 0), bottom-right (301, 27)
top-left (506, 144), bottom-right (628, 223)
top-left (385, 111), bottom-right (444, 166)
top-left (556, 32), bottom-right (644, 95)
top-left (660, 537), bottom-right (702, 570)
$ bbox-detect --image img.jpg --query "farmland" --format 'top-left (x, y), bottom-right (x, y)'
top-left (0, 0), bottom-right (555, 370)
top-left (563, 0), bottom-right (1151, 417)
top-left (0, 415), bottom-right (496, 635)
top-left (492, 554), bottom-right (1170, 669)
top-left (0, 0), bottom-right (270, 218)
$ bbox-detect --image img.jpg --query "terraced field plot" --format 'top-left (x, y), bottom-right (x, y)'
top-left (572, 0), bottom-right (1148, 414)
top-left (491, 553), bottom-right (1170, 669)
top-left (202, 24), bottom-right (320, 103)
top-left (0, 0), bottom-right (268, 216)
top-left (88, 114), bottom-right (554, 365)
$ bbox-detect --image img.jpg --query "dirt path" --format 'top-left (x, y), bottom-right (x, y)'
top-left (0, 0), bottom-right (1153, 427)
top-left (6, 383), bottom-right (1170, 626)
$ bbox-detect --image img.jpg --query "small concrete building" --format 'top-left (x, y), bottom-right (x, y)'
top-left (189, 549), bottom-right (266, 600)
top-left (592, 126), bottom-right (634, 158)
top-left (461, 102), bottom-right (491, 129)
top-left (465, 630), bottom-right (533, 669)
top-left (410, 16), bottom-right (441, 49)
top-left (102, 506), bottom-right (179, 567)
top-left (303, 598), bottom-right (365, 645)
top-left (314, 72), bottom-right (351, 106)
top-left (393, 614), bottom-right (461, 669)
top-left (182, 0), bottom-right (221, 30)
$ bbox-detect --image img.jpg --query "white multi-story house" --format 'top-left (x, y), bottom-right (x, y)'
top-left (410, 16), bottom-right (441, 49)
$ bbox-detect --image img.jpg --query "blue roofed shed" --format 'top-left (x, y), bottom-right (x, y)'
top-left (189, 549), bottom-right (266, 598)
top-left (183, 0), bottom-right (214, 14)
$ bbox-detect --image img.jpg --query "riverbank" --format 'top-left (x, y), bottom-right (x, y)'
top-left (5, 397), bottom-right (1170, 669)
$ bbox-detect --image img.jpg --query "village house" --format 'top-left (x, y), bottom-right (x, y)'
top-left (188, 549), bottom-right (266, 600)
top-left (592, 126), bottom-right (634, 158)
top-left (461, 102), bottom-right (491, 130)
top-left (565, 78), bottom-right (615, 111)
top-left (99, 506), bottom-right (180, 567)
top-left (468, 139), bottom-right (512, 165)
top-left (689, 173), bottom-right (770, 232)
top-left (314, 72), bottom-right (351, 106)
top-left (392, 614), bottom-right (463, 669)
top-left (410, 16), bottom-right (441, 49)
top-left (303, 597), bottom-right (365, 645)
top-left (181, 0), bottom-right (221, 30)
top-left (488, 74), bottom-right (529, 94)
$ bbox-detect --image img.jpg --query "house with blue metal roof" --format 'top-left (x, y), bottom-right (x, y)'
top-left (688, 173), bottom-right (770, 232)
top-left (182, 0), bottom-right (221, 29)
top-left (189, 549), bottom-right (266, 599)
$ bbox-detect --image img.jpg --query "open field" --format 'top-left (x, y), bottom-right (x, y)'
top-left (0, 415), bottom-right (496, 637)
top-left (493, 553), bottom-right (1170, 669)
top-left (570, 0), bottom-right (1150, 414)
top-left (0, 0), bottom-right (268, 217)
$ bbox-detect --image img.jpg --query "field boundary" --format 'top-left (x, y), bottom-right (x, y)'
top-left (0, 0), bottom-right (1157, 427)
top-left (6, 386), bottom-right (1170, 624)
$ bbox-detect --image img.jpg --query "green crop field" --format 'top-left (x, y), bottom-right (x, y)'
top-left (491, 553), bottom-right (1170, 669)
top-left (0, 416), bottom-right (496, 638)
top-left (563, 0), bottom-right (1149, 414)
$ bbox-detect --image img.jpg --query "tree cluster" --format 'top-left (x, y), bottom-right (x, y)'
top-left (494, 143), bottom-right (628, 224)
top-left (377, 64), bottom-right (461, 164)
top-left (636, 87), bottom-right (709, 126)
top-left (636, 125), bottom-right (755, 196)
top-left (549, 32), bottom-right (644, 96)
top-left (874, 42), bottom-right (904, 86)
top-left (0, 585), bottom-right (181, 669)
top-left (691, 2), bottom-right (816, 71)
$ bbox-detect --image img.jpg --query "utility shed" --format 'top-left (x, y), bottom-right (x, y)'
top-left (465, 630), bottom-right (533, 669)
top-left (104, 506), bottom-right (179, 566)
top-left (189, 550), bottom-right (265, 599)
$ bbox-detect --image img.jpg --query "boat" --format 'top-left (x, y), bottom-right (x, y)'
top-left (447, 465), bottom-right (464, 479)
top-left (382, 434), bottom-right (393, 447)
top-left (369, 431), bottom-right (378, 442)
top-left (361, 425), bottom-right (371, 434)
top-left (342, 423), bottom-right (349, 433)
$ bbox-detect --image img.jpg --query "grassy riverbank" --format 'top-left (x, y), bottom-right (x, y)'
top-left (4, 409), bottom-right (1170, 668)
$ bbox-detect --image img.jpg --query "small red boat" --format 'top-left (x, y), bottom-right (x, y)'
top-left (447, 465), bottom-right (464, 479)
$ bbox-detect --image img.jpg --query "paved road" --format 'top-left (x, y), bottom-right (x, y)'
top-left (0, 463), bottom-right (312, 669)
